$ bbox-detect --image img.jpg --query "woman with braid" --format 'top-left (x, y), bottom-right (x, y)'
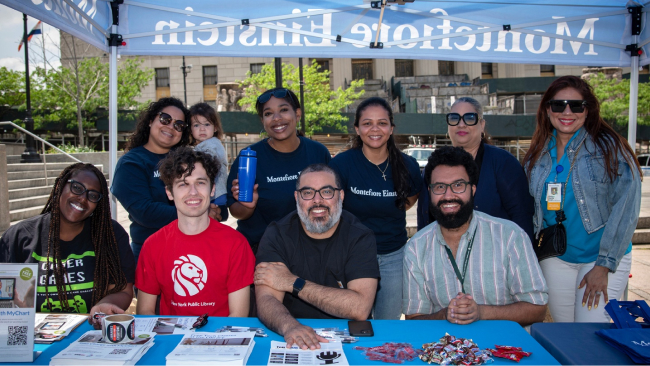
top-left (0, 163), bottom-right (135, 321)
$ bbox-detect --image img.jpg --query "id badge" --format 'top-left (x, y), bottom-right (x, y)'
top-left (546, 183), bottom-right (562, 211)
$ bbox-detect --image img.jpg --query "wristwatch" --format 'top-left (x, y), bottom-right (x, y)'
top-left (292, 277), bottom-right (306, 297)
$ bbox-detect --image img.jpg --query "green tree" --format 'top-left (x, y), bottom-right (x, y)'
top-left (587, 72), bottom-right (650, 126)
top-left (34, 57), bottom-right (154, 145)
top-left (0, 67), bottom-right (26, 109)
top-left (237, 60), bottom-right (365, 136)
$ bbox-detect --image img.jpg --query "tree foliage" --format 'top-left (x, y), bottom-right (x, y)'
top-left (237, 60), bottom-right (365, 136)
top-left (31, 57), bottom-right (154, 144)
top-left (0, 67), bottom-right (26, 112)
top-left (587, 72), bottom-right (650, 126)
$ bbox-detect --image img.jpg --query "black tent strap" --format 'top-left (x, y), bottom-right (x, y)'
top-left (111, 0), bottom-right (123, 26)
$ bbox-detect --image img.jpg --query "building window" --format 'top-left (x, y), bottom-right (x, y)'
top-left (203, 66), bottom-right (217, 85)
top-left (438, 60), bottom-right (455, 76)
top-left (313, 59), bottom-right (330, 73)
top-left (540, 64), bottom-right (555, 76)
top-left (352, 59), bottom-right (373, 80)
top-left (155, 68), bottom-right (170, 100)
top-left (481, 63), bottom-right (493, 79)
top-left (250, 63), bottom-right (264, 75)
top-left (395, 59), bottom-right (414, 77)
top-left (203, 66), bottom-right (218, 102)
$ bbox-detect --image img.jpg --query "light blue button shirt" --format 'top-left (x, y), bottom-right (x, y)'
top-left (542, 129), bottom-right (632, 264)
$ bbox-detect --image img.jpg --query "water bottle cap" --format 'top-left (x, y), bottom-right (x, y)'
top-left (240, 148), bottom-right (257, 157)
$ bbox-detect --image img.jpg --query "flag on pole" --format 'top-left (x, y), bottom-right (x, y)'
top-left (18, 20), bottom-right (42, 51)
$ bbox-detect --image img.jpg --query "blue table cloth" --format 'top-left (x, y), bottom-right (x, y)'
top-left (531, 322), bottom-right (635, 365)
top-left (27, 317), bottom-right (558, 365)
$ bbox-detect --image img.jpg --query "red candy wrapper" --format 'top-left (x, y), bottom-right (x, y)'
top-left (486, 345), bottom-right (532, 362)
top-left (354, 342), bottom-right (423, 364)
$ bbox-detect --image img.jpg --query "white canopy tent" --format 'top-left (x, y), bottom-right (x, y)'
top-left (2, 0), bottom-right (648, 218)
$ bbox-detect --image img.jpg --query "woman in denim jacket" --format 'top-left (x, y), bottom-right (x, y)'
top-left (523, 76), bottom-right (642, 322)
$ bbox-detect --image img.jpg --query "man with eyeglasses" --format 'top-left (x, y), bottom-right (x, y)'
top-left (403, 147), bottom-right (548, 326)
top-left (255, 164), bottom-right (380, 350)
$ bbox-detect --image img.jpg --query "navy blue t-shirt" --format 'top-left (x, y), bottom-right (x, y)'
top-left (226, 137), bottom-right (331, 251)
top-left (329, 148), bottom-right (422, 254)
top-left (111, 146), bottom-right (177, 246)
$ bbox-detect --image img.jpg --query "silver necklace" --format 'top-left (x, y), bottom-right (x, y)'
top-left (363, 150), bottom-right (390, 181)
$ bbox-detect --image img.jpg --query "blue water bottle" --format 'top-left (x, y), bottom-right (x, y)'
top-left (238, 148), bottom-right (257, 202)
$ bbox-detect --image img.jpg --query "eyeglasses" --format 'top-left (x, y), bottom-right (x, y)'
top-left (547, 100), bottom-right (587, 113)
top-left (67, 180), bottom-right (103, 203)
top-left (429, 180), bottom-right (471, 195)
top-left (296, 186), bottom-right (341, 200)
top-left (256, 88), bottom-right (297, 105)
top-left (446, 113), bottom-right (480, 126)
top-left (158, 112), bottom-right (187, 132)
top-left (191, 313), bottom-right (208, 330)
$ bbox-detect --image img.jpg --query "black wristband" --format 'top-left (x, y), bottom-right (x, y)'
top-left (292, 277), bottom-right (306, 297)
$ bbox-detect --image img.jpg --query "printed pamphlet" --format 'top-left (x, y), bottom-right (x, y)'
top-left (35, 313), bottom-right (87, 343)
top-left (49, 330), bottom-right (155, 365)
top-left (166, 331), bottom-right (255, 365)
top-left (0, 263), bottom-right (38, 363)
top-left (268, 340), bottom-right (349, 365)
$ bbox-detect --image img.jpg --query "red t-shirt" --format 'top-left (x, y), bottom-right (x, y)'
top-left (136, 219), bottom-right (254, 316)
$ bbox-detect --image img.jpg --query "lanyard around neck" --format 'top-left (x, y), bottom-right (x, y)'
top-left (443, 226), bottom-right (478, 294)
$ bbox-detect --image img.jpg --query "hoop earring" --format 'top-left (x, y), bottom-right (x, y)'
top-left (481, 132), bottom-right (485, 139)
top-left (446, 132), bottom-right (450, 140)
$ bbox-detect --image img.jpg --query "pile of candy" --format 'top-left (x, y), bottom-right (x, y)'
top-left (354, 342), bottom-right (423, 364)
top-left (486, 345), bottom-right (532, 362)
top-left (420, 334), bottom-right (492, 365)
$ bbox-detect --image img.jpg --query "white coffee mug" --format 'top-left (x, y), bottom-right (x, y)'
top-left (101, 314), bottom-right (135, 343)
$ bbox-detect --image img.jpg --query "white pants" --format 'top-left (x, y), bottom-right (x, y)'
top-left (539, 252), bottom-right (632, 322)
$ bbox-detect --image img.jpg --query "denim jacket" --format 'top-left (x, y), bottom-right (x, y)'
top-left (527, 128), bottom-right (641, 272)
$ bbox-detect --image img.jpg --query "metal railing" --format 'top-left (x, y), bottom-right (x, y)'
top-left (0, 121), bottom-right (82, 181)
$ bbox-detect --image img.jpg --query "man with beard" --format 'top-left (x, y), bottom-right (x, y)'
top-left (402, 147), bottom-right (547, 326)
top-left (255, 164), bottom-right (380, 350)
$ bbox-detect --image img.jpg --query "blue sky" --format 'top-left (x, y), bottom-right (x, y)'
top-left (0, 4), bottom-right (60, 72)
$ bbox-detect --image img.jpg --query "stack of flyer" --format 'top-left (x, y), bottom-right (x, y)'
top-left (166, 331), bottom-right (255, 365)
top-left (49, 330), bottom-right (155, 365)
top-left (34, 314), bottom-right (87, 343)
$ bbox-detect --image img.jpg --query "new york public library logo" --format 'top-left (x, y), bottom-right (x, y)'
top-left (151, 6), bottom-right (599, 57)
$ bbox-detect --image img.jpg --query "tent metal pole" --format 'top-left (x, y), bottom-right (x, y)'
top-left (109, 25), bottom-right (119, 221)
top-left (275, 58), bottom-right (282, 88)
top-left (628, 44), bottom-right (640, 150)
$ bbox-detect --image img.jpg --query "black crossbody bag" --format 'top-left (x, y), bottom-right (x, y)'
top-left (535, 143), bottom-right (583, 261)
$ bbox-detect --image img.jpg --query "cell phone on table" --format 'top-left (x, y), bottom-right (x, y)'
top-left (348, 320), bottom-right (374, 337)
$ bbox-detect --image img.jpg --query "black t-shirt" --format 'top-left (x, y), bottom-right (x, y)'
top-left (0, 213), bottom-right (135, 313)
top-left (226, 137), bottom-right (331, 252)
top-left (329, 148), bottom-right (423, 254)
top-left (256, 210), bottom-right (379, 319)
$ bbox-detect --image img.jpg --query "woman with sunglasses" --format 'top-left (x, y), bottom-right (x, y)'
top-left (329, 97), bottom-right (423, 320)
top-left (523, 76), bottom-right (641, 322)
top-left (416, 97), bottom-right (535, 242)
top-left (0, 163), bottom-right (135, 320)
top-left (227, 87), bottom-right (331, 253)
top-left (112, 97), bottom-right (191, 265)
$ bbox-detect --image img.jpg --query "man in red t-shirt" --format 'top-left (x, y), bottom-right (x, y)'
top-left (135, 147), bottom-right (254, 317)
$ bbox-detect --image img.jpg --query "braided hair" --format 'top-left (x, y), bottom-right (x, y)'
top-left (352, 97), bottom-right (411, 210)
top-left (40, 163), bottom-right (128, 312)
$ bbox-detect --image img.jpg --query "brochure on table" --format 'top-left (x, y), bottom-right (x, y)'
top-left (136, 316), bottom-right (196, 335)
top-left (166, 331), bottom-right (255, 365)
top-left (0, 263), bottom-right (38, 363)
top-left (268, 340), bottom-right (349, 365)
top-left (49, 330), bottom-right (155, 365)
top-left (35, 313), bottom-right (87, 343)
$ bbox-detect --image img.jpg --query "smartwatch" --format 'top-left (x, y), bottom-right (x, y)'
top-left (292, 277), bottom-right (306, 297)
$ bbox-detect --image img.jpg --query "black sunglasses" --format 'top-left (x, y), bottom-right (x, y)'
top-left (547, 100), bottom-right (587, 113)
top-left (446, 112), bottom-right (480, 126)
top-left (257, 88), bottom-right (297, 105)
top-left (158, 112), bottom-right (187, 132)
top-left (67, 180), bottom-right (103, 203)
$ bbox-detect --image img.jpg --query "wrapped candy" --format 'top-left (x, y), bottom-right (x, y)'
top-left (354, 342), bottom-right (423, 364)
top-left (485, 345), bottom-right (532, 362)
top-left (419, 333), bottom-right (493, 365)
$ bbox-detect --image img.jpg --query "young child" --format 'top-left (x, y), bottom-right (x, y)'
top-left (190, 102), bottom-right (229, 221)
